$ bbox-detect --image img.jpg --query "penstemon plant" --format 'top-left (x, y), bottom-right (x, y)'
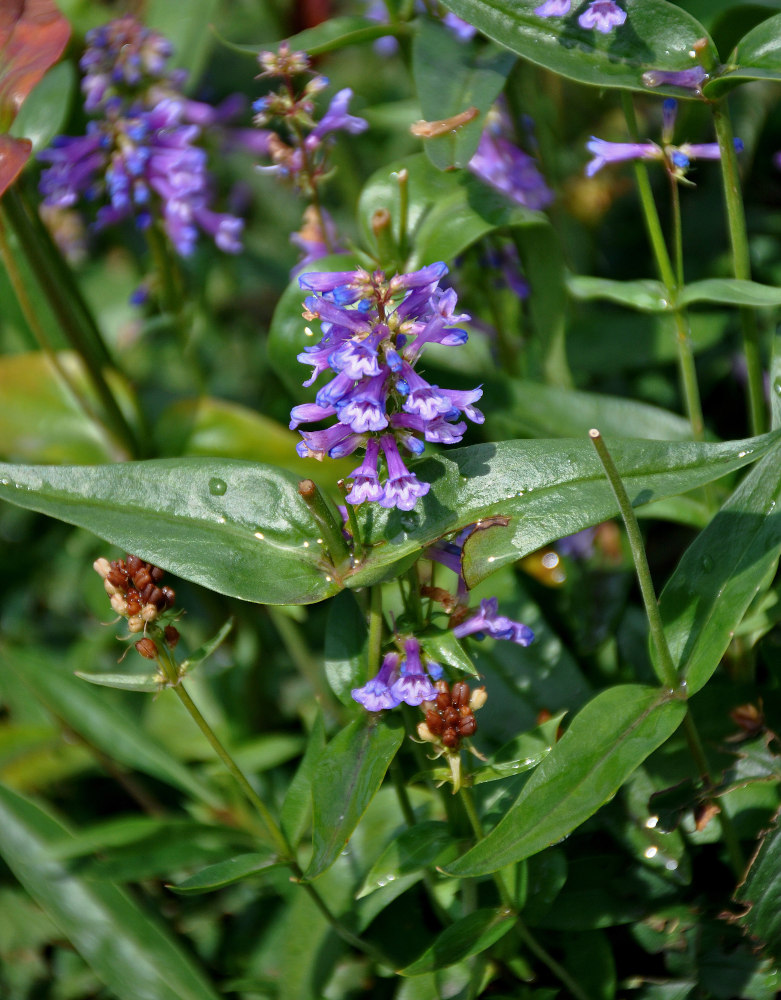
top-left (1, 0), bottom-right (781, 997)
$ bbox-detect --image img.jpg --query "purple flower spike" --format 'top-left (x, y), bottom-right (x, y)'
top-left (453, 598), bottom-right (534, 646)
top-left (535, 0), bottom-right (571, 16)
top-left (379, 435), bottom-right (430, 511)
top-left (578, 1), bottom-right (626, 33)
top-left (351, 652), bottom-right (402, 711)
top-left (469, 120), bottom-right (553, 211)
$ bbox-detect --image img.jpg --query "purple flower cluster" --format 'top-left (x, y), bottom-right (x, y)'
top-left (38, 17), bottom-right (246, 256)
top-left (468, 107), bottom-right (553, 211)
top-left (585, 99), bottom-right (742, 179)
top-left (535, 0), bottom-right (626, 33)
top-left (351, 638), bottom-right (442, 711)
top-left (291, 264), bottom-right (484, 510)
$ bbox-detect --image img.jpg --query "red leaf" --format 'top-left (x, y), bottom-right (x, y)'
top-left (0, 133), bottom-right (32, 197)
top-left (0, 0), bottom-right (71, 128)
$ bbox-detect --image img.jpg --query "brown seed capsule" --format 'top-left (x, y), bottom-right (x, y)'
top-left (135, 637), bottom-right (158, 659)
top-left (126, 595), bottom-right (142, 616)
top-left (442, 728), bottom-right (459, 748)
top-left (139, 583), bottom-right (154, 603)
top-left (147, 586), bottom-right (164, 608)
top-left (133, 569), bottom-right (152, 591)
top-left (126, 554), bottom-right (143, 574)
top-left (150, 566), bottom-right (164, 582)
top-left (459, 704), bottom-right (472, 717)
top-left (161, 586), bottom-right (176, 608)
top-left (457, 715), bottom-right (477, 736)
top-left (452, 682), bottom-right (470, 707)
top-left (164, 625), bottom-right (180, 648)
top-left (436, 691), bottom-right (451, 712)
top-left (107, 567), bottom-right (127, 588)
top-left (442, 706), bottom-right (460, 726)
top-left (425, 710), bottom-right (444, 734)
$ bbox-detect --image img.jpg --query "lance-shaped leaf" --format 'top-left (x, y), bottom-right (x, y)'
top-left (735, 810), bottom-right (781, 961)
top-left (0, 783), bottom-right (221, 1000)
top-left (442, 685), bottom-right (687, 877)
top-left (168, 850), bottom-right (283, 895)
top-left (305, 713), bottom-right (404, 880)
top-left (705, 13), bottom-right (781, 98)
top-left (658, 449), bottom-right (781, 694)
top-left (439, 0), bottom-right (715, 97)
top-left (400, 907), bottom-right (517, 975)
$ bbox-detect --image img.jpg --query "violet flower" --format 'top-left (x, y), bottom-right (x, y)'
top-left (292, 263), bottom-right (482, 511)
top-left (468, 106), bottom-right (553, 211)
top-left (453, 598), bottom-right (534, 646)
top-left (642, 66), bottom-right (708, 93)
top-left (578, 1), bottom-right (626, 33)
top-left (351, 639), bottom-right (441, 712)
top-left (535, 0), bottom-right (571, 16)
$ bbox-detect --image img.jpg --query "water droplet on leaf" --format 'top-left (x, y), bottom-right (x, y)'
top-left (208, 477), bottom-right (228, 496)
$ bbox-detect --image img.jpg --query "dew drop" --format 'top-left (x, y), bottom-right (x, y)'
top-left (316, 537), bottom-right (323, 544)
top-left (254, 531), bottom-right (265, 540)
top-left (487, 556), bottom-right (496, 563)
top-left (644, 845), bottom-right (658, 859)
top-left (773, 377), bottom-right (781, 397)
top-left (701, 555), bottom-right (714, 572)
top-left (303, 540), bottom-right (310, 548)
top-left (541, 552), bottom-right (559, 569)
top-left (645, 815), bottom-right (659, 829)
top-left (208, 477), bottom-right (228, 496)
top-left (400, 514), bottom-right (417, 532)
top-left (216, 516), bottom-right (226, 525)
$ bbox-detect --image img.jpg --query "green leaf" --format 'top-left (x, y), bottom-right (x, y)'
top-left (0, 351), bottom-right (133, 464)
top-left (74, 671), bottom-right (162, 692)
top-left (705, 13), bottom-right (781, 97)
top-left (567, 276), bottom-right (669, 313)
top-left (0, 783), bottom-right (220, 1000)
top-left (658, 449), bottom-right (781, 694)
top-left (49, 816), bottom-right (198, 860)
top-left (400, 907), bottom-right (516, 975)
top-left (349, 431), bottom-right (780, 591)
top-left (2, 646), bottom-right (220, 808)
top-left (146, 0), bottom-right (218, 83)
top-left (678, 279), bottom-right (781, 309)
top-left (280, 711), bottom-right (326, 847)
top-left (357, 821), bottom-right (460, 899)
top-left (771, 330), bottom-right (781, 431)
top-left (168, 850), bottom-right (282, 895)
top-left (467, 714), bottom-right (564, 786)
top-left (9, 61), bottom-right (75, 153)
top-left (306, 713), bottom-right (404, 880)
top-left (324, 591), bottom-right (368, 706)
top-left (493, 379), bottom-right (693, 441)
top-left (412, 19), bottom-right (514, 170)
top-left (735, 811), bottom-right (781, 961)
top-left (0, 457), bottom-right (344, 606)
top-left (438, 0), bottom-right (716, 96)
top-left (442, 685), bottom-right (687, 877)
top-left (179, 618), bottom-right (234, 676)
top-left (264, 17), bottom-right (405, 57)
top-left (419, 628), bottom-right (478, 678)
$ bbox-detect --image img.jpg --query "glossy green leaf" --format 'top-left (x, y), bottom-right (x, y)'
top-left (168, 850), bottom-right (282, 895)
top-left (568, 276), bottom-right (669, 313)
top-left (50, 816), bottom-right (198, 860)
top-left (263, 17), bottom-right (404, 57)
top-left (400, 907), bottom-right (516, 975)
top-left (0, 351), bottom-right (131, 463)
top-left (772, 330), bottom-right (781, 431)
top-left (306, 713), bottom-right (404, 880)
top-left (705, 13), bottom-right (781, 97)
top-left (0, 783), bottom-right (220, 1000)
top-left (2, 646), bottom-right (220, 808)
top-left (419, 628), bottom-right (478, 678)
top-left (0, 457), bottom-right (344, 606)
top-left (658, 449), bottom-right (781, 694)
top-left (439, 0), bottom-right (715, 96)
top-left (74, 671), bottom-right (162, 692)
top-left (735, 813), bottom-right (781, 961)
top-left (467, 714), bottom-right (564, 786)
top-left (324, 591), bottom-right (368, 706)
top-left (516, 220), bottom-right (569, 386)
top-left (493, 379), bottom-right (693, 441)
top-left (146, 0), bottom-right (218, 83)
top-left (413, 19), bottom-right (514, 170)
top-left (349, 431), bottom-right (780, 591)
top-left (678, 279), bottom-right (781, 309)
top-left (357, 821), bottom-right (460, 898)
top-left (9, 60), bottom-right (74, 153)
top-left (280, 711), bottom-right (326, 847)
top-left (442, 685), bottom-right (687, 877)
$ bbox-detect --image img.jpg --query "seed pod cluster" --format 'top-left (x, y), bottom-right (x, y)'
top-left (422, 680), bottom-right (485, 750)
top-left (94, 553), bottom-right (178, 645)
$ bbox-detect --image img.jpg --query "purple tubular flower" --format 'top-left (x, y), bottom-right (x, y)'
top-left (308, 88), bottom-right (368, 144)
top-left (535, 0), bottom-right (571, 15)
top-left (578, 1), bottom-right (626, 32)
top-left (643, 66), bottom-right (708, 92)
top-left (389, 638), bottom-right (438, 706)
top-left (351, 652), bottom-right (402, 711)
top-left (453, 598), bottom-right (534, 646)
top-left (585, 137), bottom-right (660, 176)
top-left (442, 13), bottom-right (478, 41)
top-left (379, 435), bottom-right (430, 510)
top-left (345, 437), bottom-right (384, 504)
top-left (469, 124), bottom-right (553, 211)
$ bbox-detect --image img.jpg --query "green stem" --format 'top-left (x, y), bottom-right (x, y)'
top-left (297, 479), bottom-right (351, 567)
top-left (2, 190), bottom-right (141, 457)
top-left (589, 429), bottom-right (745, 877)
top-left (622, 95), bottom-right (704, 442)
top-left (267, 607), bottom-right (342, 718)
top-left (337, 480), bottom-right (365, 562)
top-left (367, 585), bottom-right (384, 679)
top-left (460, 786), bottom-right (591, 1000)
top-left (589, 429), bottom-right (679, 689)
top-left (711, 101), bottom-right (766, 436)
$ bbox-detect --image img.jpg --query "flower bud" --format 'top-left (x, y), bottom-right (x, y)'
top-left (417, 721), bottom-right (439, 744)
top-left (469, 685), bottom-right (487, 711)
top-left (93, 557), bottom-right (111, 579)
top-left (140, 603), bottom-right (158, 622)
top-left (109, 593), bottom-right (128, 615)
top-left (127, 615), bottom-right (144, 633)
